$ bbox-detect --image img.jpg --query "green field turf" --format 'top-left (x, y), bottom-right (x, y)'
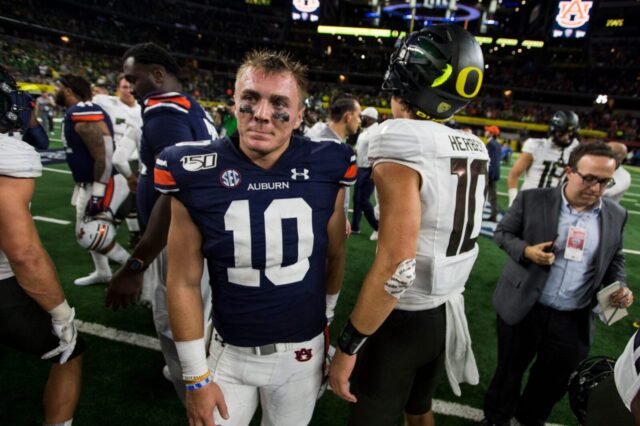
top-left (1, 129), bottom-right (639, 425)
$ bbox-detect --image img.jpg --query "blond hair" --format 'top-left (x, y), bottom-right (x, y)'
top-left (236, 50), bottom-right (308, 107)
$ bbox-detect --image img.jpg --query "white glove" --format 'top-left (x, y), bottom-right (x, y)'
top-left (42, 300), bottom-right (78, 364)
top-left (508, 188), bottom-right (518, 207)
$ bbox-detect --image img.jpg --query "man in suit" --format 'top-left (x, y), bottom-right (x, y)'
top-left (478, 141), bottom-right (635, 426)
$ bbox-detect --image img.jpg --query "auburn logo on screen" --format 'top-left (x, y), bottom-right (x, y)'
top-left (556, 0), bottom-right (593, 29)
top-left (293, 0), bottom-right (320, 13)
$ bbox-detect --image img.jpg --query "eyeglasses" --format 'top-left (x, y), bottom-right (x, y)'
top-left (573, 169), bottom-right (616, 189)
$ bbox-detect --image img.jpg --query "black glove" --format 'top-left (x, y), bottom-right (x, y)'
top-left (86, 195), bottom-right (106, 217)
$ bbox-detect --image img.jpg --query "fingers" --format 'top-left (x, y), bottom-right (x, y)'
top-left (217, 396), bottom-right (229, 420)
top-left (611, 288), bottom-right (633, 307)
top-left (333, 378), bottom-right (357, 403)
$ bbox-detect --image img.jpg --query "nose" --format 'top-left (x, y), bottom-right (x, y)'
top-left (253, 99), bottom-right (271, 122)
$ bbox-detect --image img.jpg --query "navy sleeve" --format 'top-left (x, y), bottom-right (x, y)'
top-left (23, 124), bottom-right (50, 150)
top-left (144, 112), bottom-right (195, 157)
top-left (487, 140), bottom-right (501, 181)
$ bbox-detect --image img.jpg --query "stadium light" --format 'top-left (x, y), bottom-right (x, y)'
top-left (475, 36), bottom-right (493, 45)
top-left (521, 40), bottom-right (544, 48)
top-left (317, 25), bottom-right (406, 38)
top-left (595, 94), bottom-right (608, 104)
top-left (496, 38), bottom-right (518, 46)
top-left (60, 35), bottom-right (70, 43)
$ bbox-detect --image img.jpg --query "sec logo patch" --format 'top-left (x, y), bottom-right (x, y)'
top-left (220, 169), bottom-right (241, 188)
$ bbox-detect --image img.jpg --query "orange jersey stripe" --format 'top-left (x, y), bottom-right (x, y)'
top-left (147, 96), bottom-right (191, 109)
top-left (71, 114), bottom-right (104, 122)
top-left (343, 164), bottom-right (357, 179)
top-left (154, 168), bottom-right (177, 187)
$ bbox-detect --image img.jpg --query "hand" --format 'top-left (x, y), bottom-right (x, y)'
top-left (105, 264), bottom-right (143, 311)
top-left (126, 175), bottom-right (138, 193)
top-left (524, 241), bottom-right (556, 266)
top-left (186, 380), bottom-right (229, 426)
top-left (611, 287), bottom-right (634, 309)
top-left (329, 348), bottom-right (358, 403)
top-left (86, 195), bottom-right (106, 217)
top-left (345, 221), bottom-right (351, 237)
top-left (42, 307), bottom-right (77, 364)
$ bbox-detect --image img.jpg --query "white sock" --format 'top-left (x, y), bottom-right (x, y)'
top-left (125, 217), bottom-right (140, 232)
top-left (90, 251), bottom-right (111, 276)
top-left (105, 243), bottom-right (129, 264)
top-left (43, 418), bottom-right (73, 426)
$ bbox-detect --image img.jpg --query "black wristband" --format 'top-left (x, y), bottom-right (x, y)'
top-left (127, 257), bottom-right (148, 272)
top-left (337, 319), bottom-right (370, 355)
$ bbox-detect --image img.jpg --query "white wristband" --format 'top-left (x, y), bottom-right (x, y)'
top-left (91, 182), bottom-right (107, 197)
top-left (508, 188), bottom-right (518, 207)
top-left (326, 292), bottom-right (339, 314)
top-left (175, 338), bottom-right (209, 380)
top-left (48, 299), bottom-right (72, 324)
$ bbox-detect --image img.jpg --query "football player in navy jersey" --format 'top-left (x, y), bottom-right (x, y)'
top-left (106, 42), bottom-right (216, 404)
top-left (156, 50), bottom-right (356, 426)
top-left (55, 74), bottom-right (130, 286)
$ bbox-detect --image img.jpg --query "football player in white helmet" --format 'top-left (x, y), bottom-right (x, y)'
top-left (331, 24), bottom-right (486, 426)
top-left (0, 66), bottom-right (84, 426)
top-left (55, 74), bottom-right (131, 286)
top-left (507, 110), bottom-right (580, 206)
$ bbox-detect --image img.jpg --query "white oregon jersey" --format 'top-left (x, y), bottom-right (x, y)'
top-left (92, 94), bottom-right (142, 143)
top-left (603, 166), bottom-right (631, 203)
top-left (0, 133), bottom-right (42, 280)
top-left (614, 330), bottom-right (640, 411)
top-left (369, 119), bottom-right (489, 311)
top-left (521, 137), bottom-right (579, 190)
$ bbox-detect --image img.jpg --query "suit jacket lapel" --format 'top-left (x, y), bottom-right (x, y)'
top-left (597, 204), bottom-right (611, 278)
top-left (545, 187), bottom-right (562, 240)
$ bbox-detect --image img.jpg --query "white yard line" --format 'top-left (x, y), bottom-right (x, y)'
top-left (33, 216), bottom-right (71, 225)
top-left (75, 320), bottom-right (161, 351)
top-left (42, 166), bottom-right (72, 174)
top-left (624, 249), bottom-right (640, 256)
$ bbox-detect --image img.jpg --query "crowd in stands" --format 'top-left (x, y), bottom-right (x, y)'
top-left (2, 0), bottom-right (639, 144)
top-left (4, 0), bottom-right (640, 98)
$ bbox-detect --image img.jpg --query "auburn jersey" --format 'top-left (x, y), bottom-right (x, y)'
top-left (520, 137), bottom-right (579, 190)
top-left (62, 102), bottom-right (115, 183)
top-left (155, 135), bottom-right (356, 346)
top-left (368, 119), bottom-right (489, 310)
top-left (137, 91), bottom-right (216, 225)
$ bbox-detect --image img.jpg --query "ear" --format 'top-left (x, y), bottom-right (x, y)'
top-left (294, 105), bottom-right (304, 129)
top-left (564, 165), bottom-right (573, 176)
top-left (151, 66), bottom-right (165, 85)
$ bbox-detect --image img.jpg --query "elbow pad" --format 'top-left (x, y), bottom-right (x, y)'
top-left (384, 258), bottom-right (416, 299)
